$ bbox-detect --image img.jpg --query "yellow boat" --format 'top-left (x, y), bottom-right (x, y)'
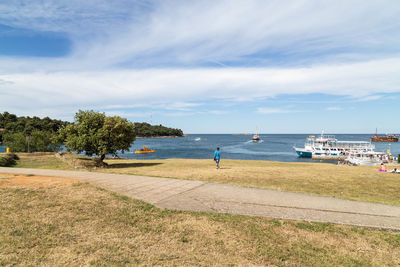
top-left (135, 145), bottom-right (155, 154)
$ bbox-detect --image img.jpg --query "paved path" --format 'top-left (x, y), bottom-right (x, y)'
top-left (2, 167), bottom-right (400, 231)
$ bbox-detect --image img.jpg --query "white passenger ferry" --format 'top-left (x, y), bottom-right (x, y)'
top-left (294, 132), bottom-right (375, 159)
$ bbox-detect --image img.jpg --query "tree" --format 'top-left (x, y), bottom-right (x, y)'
top-left (59, 110), bottom-right (135, 163)
top-left (30, 130), bottom-right (62, 152)
top-left (3, 131), bottom-right (61, 152)
top-left (3, 132), bottom-right (26, 152)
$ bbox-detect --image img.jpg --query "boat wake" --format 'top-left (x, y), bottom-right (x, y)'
top-left (223, 142), bottom-right (293, 156)
top-left (245, 140), bottom-right (264, 144)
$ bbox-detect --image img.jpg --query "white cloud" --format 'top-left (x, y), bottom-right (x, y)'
top-left (104, 111), bottom-right (152, 118)
top-left (326, 106), bottom-right (342, 111)
top-left (76, 0), bottom-right (400, 67)
top-left (354, 95), bottom-right (383, 102)
top-left (0, 0), bottom-right (146, 37)
top-left (1, 57), bottom-right (400, 119)
top-left (257, 108), bottom-right (301, 114)
top-left (1, 0), bottom-right (400, 68)
top-left (1, 1), bottom-right (400, 121)
top-left (257, 108), bottom-right (289, 114)
top-left (207, 110), bottom-right (229, 115)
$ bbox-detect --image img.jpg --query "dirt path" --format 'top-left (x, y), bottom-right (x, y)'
top-left (2, 167), bottom-right (400, 231)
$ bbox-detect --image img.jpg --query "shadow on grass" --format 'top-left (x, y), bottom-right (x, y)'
top-left (76, 157), bottom-right (93, 161)
top-left (108, 162), bottom-right (163, 168)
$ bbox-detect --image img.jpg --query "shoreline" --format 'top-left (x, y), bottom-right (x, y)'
top-left (136, 135), bottom-right (184, 138)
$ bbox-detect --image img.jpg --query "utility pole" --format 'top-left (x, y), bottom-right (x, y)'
top-left (26, 136), bottom-right (31, 153)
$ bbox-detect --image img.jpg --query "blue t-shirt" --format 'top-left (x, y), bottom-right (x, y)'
top-left (214, 150), bottom-right (220, 159)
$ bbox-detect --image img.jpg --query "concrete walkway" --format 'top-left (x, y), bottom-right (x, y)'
top-left (2, 167), bottom-right (400, 231)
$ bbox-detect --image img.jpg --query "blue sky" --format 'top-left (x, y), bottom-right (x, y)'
top-left (0, 0), bottom-right (400, 134)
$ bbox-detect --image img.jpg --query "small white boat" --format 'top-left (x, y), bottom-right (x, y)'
top-left (194, 137), bottom-right (201, 141)
top-left (345, 151), bottom-right (387, 166)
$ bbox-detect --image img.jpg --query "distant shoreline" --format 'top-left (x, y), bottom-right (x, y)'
top-left (136, 135), bottom-right (184, 139)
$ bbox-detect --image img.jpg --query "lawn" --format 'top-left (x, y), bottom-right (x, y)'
top-left (1, 173), bottom-right (400, 266)
top-left (13, 153), bottom-right (400, 205)
top-left (101, 158), bottom-right (400, 205)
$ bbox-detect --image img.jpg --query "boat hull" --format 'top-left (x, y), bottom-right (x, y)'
top-left (135, 150), bottom-right (155, 154)
top-left (294, 148), bottom-right (312, 158)
top-left (370, 137), bottom-right (398, 142)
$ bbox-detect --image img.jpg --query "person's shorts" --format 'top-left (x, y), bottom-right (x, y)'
top-left (215, 158), bottom-right (220, 164)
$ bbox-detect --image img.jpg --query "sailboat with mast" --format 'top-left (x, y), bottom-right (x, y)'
top-left (252, 126), bottom-right (261, 142)
top-left (370, 128), bottom-right (398, 142)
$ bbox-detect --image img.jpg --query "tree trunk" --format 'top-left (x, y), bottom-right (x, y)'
top-left (94, 154), bottom-right (108, 168)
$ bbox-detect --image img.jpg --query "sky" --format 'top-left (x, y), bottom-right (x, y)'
top-left (0, 0), bottom-right (399, 134)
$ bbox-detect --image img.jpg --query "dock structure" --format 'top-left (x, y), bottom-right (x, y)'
top-left (312, 155), bottom-right (347, 160)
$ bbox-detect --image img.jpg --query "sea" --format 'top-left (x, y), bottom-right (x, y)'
top-left (121, 134), bottom-right (399, 162)
top-left (1, 134), bottom-right (399, 163)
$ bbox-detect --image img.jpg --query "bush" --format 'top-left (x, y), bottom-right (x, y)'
top-left (6, 153), bottom-right (19, 160)
top-left (0, 154), bottom-right (17, 167)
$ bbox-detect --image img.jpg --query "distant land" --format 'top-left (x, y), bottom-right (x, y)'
top-left (133, 122), bottom-right (183, 137)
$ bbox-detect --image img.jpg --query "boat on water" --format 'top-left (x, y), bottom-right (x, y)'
top-left (194, 137), bottom-right (201, 141)
top-left (252, 126), bottom-right (261, 142)
top-left (370, 129), bottom-right (399, 142)
top-left (345, 151), bottom-right (388, 166)
top-left (294, 131), bottom-right (375, 159)
top-left (135, 145), bottom-right (155, 154)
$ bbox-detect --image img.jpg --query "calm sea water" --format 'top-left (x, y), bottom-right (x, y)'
top-left (122, 134), bottom-right (399, 162)
top-left (1, 134), bottom-right (399, 162)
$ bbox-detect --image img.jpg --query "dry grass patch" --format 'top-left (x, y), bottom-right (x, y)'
top-left (1, 178), bottom-right (400, 266)
top-left (15, 153), bottom-right (74, 170)
top-left (15, 152), bottom-right (101, 170)
top-left (103, 158), bottom-right (400, 205)
top-left (11, 154), bottom-right (400, 205)
top-left (0, 173), bottom-right (78, 187)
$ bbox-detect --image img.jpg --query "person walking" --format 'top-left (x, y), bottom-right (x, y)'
top-left (214, 147), bottom-right (221, 169)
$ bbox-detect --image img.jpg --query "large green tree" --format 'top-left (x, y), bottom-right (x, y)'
top-left (59, 110), bottom-right (135, 163)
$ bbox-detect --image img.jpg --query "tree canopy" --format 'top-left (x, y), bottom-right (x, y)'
top-left (0, 112), bottom-right (68, 152)
top-left (0, 112), bottom-right (69, 135)
top-left (59, 110), bottom-right (136, 161)
top-left (134, 122), bottom-right (183, 137)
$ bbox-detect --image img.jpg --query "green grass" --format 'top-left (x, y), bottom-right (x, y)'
top-left (1, 180), bottom-right (400, 266)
